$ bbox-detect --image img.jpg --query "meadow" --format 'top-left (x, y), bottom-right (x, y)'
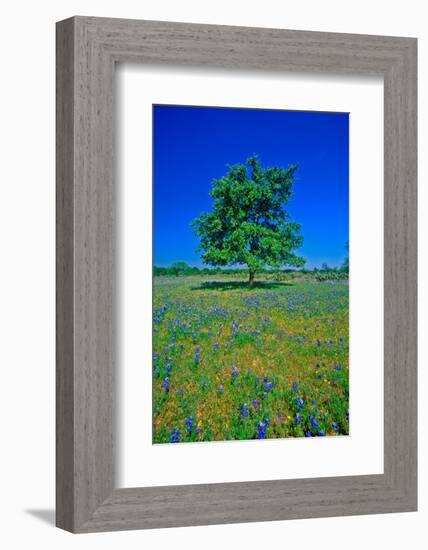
top-left (153, 273), bottom-right (349, 444)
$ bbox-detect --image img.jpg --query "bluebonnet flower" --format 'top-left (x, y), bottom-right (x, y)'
top-left (262, 391), bottom-right (268, 399)
top-left (162, 377), bottom-right (170, 391)
top-left (317, 339), bottom-right (321, 348)
top-left (165, 363), bottom-right (171, 374)
top-left (186, 416), bottom-right (194, 433)
top-left (257, 421), bottom-right (268, 439)
top-left (231, 366), bottom-right (239, 379)
top-left (294, 413), bottom-right (302, 424)
top-left (317, 373), bottom-right (323, 380)
top-left (218, 384), bottom-right (224, 394)
top-left (292, 381), bottom-right (298, 392)
top-left (305, 431), bottom-right (313, 437)
top-left (346, 411), bottom-right (349, 423)
top-left (263, 375), bottom-right (269, 383)
top-left (153, 353), bottom-right (159, 361)
top-left (295, 397), bottom-right (305, 410)
top-left (318, 431), bottom-right (326, 436)
top-left (194, 346), bottom-right (200, 363)
top-left (252, 399), bottom-right (259, 409)
top-left (232, 321), bottom-right (238, 329)
top-left (309, 415), bottom-right (319, 430)
top-left (241, 403), bottom-right (249, 417)
top-left (264, 381), bottom-right (274, 392)
top-left (334, 364), bottom-right (341, 371)
top-left (171, 429), bottom-right (179, 443)
top-left (213, 342), bottom-right (219, 350)
top-left (195, 427), bottom-right (201, 435)
top-left (332, 422), bottom-right (339, 432)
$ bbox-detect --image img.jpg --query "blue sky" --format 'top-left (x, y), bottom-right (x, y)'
top-left (153, 104), bottom-right (349, 270)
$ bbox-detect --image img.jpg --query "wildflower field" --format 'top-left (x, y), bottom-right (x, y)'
top-left (153, 275), bottom-right (349, 444)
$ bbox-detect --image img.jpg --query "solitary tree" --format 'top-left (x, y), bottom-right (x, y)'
top-left (192, 156), bottom-right (305, 285)
top-left (170, 261), bottom-right (191, 276)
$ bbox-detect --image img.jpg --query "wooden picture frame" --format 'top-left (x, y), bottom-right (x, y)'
top-left (56, 16), bottom-right (417, 533)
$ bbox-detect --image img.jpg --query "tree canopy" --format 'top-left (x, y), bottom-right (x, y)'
top-left (192, 156), bottom-right (305, 284)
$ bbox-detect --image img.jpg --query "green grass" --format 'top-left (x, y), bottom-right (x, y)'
top-left (152, 275), bottom-right (349, 444)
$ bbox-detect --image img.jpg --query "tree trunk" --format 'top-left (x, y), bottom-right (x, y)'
top-left (249, 270), bottom-right (255, 286)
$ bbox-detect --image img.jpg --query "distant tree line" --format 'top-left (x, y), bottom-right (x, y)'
top-left (153, 259), bottom-right (349, 281)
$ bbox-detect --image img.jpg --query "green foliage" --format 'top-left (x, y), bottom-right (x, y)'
top-left (314, 269), bottom-right (348, 282)
top-left (340, 241), bottom-right (349, 273)
top-left (192, 156), bottom-right (305, 283)
top-left (170, 261), bottom-right (192, 276)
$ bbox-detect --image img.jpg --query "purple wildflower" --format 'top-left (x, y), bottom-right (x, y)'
top-left (295, 397), bottom-right (305, 410)
top-left (257, 421), bottom-right (268, 439)
top-left (264, 381), bottom-right (274, 392)
top-left (171, 429), bottom-right (180, 443)
top-left (186, 416), bottom-right (194, 433)
top-left (309, 416), bottom-right (319, 430)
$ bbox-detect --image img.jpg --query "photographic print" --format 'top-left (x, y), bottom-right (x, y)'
top-left (152, 105), bottom-right (349, 444)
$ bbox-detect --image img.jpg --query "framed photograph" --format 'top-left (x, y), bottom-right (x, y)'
top-left (56, 16), bottom-right (417, 532)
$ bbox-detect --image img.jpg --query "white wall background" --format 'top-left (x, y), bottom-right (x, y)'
top-left (0, 1), bottom-right (425, 548)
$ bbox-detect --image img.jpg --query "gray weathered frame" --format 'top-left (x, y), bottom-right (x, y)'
top-left (56, 16), bottom-right (417, 533)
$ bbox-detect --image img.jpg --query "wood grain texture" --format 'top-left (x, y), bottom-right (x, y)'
top-left (56, 16), bottom-right (417, 533)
